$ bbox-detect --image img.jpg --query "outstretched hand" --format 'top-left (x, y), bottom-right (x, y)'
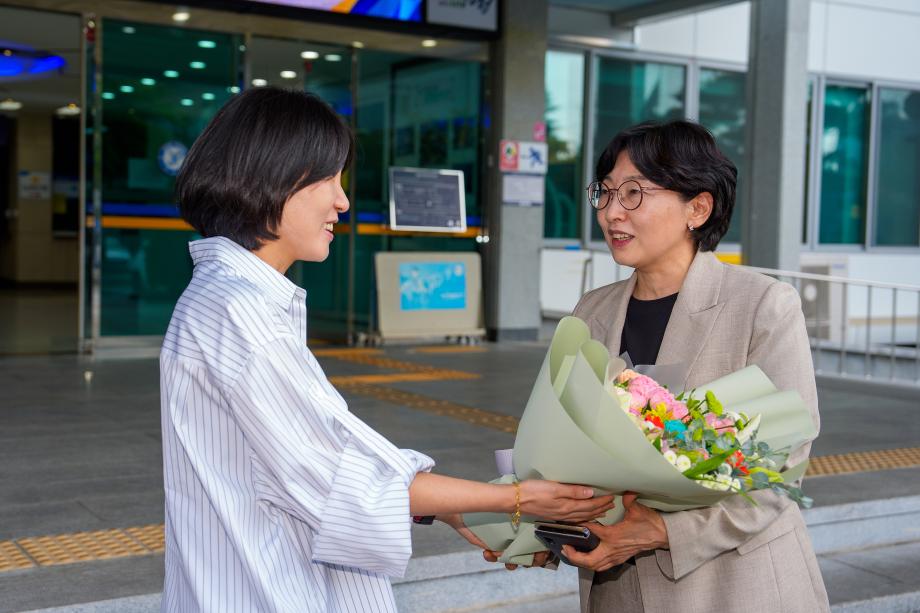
top-left (439, 514), bottom-right (489, 550)
top-left (483, 548), bottom-right (554, 571)
top-left (562, 493), bottom-right (668, 572)
top-left (519, 480), bottom-right (616, 522)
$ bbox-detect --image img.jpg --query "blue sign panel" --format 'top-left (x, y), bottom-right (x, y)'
top-left (399, 262), bottom-right (466, 310)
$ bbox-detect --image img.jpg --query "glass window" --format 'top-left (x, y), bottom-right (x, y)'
top-left (698, 67), bottom-right (746, 245)
top-left (590, 57), bottom-right (686, 240)
top-left (874, 87), bottom-right (920, 246)
top-left (99, 20), bottom-right (241, 336)
top-left (544, 50), bottom-right (584, 239)
top-left (819, 85), bottom-right (870, 245)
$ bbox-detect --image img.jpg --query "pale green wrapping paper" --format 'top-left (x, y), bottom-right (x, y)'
top-left (463, 316), bottom-right (819, 565)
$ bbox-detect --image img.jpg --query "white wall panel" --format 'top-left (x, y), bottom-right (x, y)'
top-left (823, 2), bottom-right (920, 81)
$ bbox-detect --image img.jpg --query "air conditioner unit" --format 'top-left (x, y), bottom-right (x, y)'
top-left (798, 263), bottom-right (845, 345)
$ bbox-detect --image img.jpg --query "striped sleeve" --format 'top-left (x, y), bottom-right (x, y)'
top-left (226, 336), bottom-right (434, 578)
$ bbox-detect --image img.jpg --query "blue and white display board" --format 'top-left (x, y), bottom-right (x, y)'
top-left (399, 262), bottom-right (467, 311)
top-left (376, 252), bottom-right (484, 341)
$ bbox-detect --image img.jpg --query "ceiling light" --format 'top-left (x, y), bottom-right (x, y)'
top-left (0, 98), bottom-right (22, 111)
top-left (202, 92), bottom-right (215, 100)
top-left (56, 103), bottom-right (80, 116)
top-left (2, 50), bottom-right (11, 57)
top-left (324, 54), bottom-right (342, 62)
top-left (164, 70), bottom-right (179, 78)
top-left (300, 50), bottom-right (319, 60)
top-left (189, 61), bottom-right (206, 69)
top-left (122, 26), bottom-right (136, 34)
top-left (120, 85), bottom-right (134, 93)
top-left (280, 70), bottom-right (297, 79)
top-left (421, 39), bottom-right (438, 48)
top-left (228, 85), bottom-right (240, 94)
top-left (172, 8), bottom-right (190, 22)
top-left (197, 40), bottom-right (216, 49)
top-left (102, 92), bottom-right (115, 100)
top-left (141, 77), bottom-right (156, 86)
top-left (180, 98), bottom-right (194, 106)
top-left (251, 78), bottom-right (267, 87)
top-left (352, 41), bottom-right (364, 49)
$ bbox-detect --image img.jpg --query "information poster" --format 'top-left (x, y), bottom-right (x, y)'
top-left (399, 262), bottom-right (467, 310)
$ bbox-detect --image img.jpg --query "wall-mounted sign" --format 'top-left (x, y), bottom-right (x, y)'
top-left (18, 171), bottom-right (51, 200)
top-left (498, 140), bottom-right (547, 175)
top-left (499, 140), bottom-right (519, 172)
top-left (243, 0), bottom-right (422, 22)
top-left (532, 120), bottom-right (546, 142)
top-left (502, 173), bottom-right (544, 207)
top-left (389, 167), bottom-right (466, 232)
top-left (426, 0), bottom-right (497, 31)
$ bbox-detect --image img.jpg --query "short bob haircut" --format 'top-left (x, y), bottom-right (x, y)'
top-left (176, 87), bottom-right (353, 250)
top-left (595, 120), bottom-right (737, 252)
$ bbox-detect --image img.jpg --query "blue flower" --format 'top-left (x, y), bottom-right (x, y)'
top-left (665, 420), bottom-right (687, 433)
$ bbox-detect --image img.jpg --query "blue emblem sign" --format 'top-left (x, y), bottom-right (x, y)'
top-left (158, 140), bottom-right (188, 176)
top-left (399, 262), bottom-right (466, 311)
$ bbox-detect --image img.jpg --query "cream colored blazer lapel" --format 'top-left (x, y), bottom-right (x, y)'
top-left (655, 251), bottom-right (726, 390)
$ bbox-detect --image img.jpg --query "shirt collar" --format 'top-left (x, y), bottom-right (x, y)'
top-left (189, 236), bottom-right (303, 308)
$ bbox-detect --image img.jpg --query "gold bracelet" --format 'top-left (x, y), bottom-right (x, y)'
top-left (510, 482), bottom-right (522, 528)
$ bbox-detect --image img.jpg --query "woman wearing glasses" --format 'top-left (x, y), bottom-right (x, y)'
top-left (563, 121), bottom-right (829, 613)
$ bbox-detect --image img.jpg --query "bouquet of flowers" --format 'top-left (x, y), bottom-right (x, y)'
top-left (462, 316), bottom-right (818, 565)
top-left (611, 368), bottom-right (812, 507)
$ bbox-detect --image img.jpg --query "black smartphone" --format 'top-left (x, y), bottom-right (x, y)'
top-left (533, 522), bottom-right (599, 565)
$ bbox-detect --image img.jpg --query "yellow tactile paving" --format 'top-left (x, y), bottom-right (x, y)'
top-left (0, 541), bottom-right (34, 572)
top-left (18, 528), bottom-right (149, 566)
top-left (330, 370), bottom-right (480, 385)
top-left (807, 447), bottom-right (920, 477)
top-left (2, 446), bottom-right (919, 575)
top-left (125, 524), bottom-right (166, 553)
top-left (411, 346), bottom-right (488, 354)
top-left (338, 383), bottom-right (520, 433)
top-left (312, 348), bottom-right (382, 357)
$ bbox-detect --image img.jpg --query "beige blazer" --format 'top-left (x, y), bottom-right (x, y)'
top-left (572, 250), bottom-right (830, 613)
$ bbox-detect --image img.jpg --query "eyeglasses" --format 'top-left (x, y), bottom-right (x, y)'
top-left (586, 179), bottom-right (669, 211)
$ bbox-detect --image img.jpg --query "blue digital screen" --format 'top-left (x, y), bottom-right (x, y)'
top-left (245, 0), bottom-right (422, 22)
top-left (399, 262), bottom-right (467, 310)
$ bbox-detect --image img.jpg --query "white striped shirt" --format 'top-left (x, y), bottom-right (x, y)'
top-left (160, 236), bottom-right (434, 612)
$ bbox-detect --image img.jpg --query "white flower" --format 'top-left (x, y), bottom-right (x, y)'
top-left (698, 478), bottom-right (730, 491)
top-left (676, 455), bottom-right (692, 472)
top-left (663, 450), bottom-right (677, 465)
top-left (736, 414), bottom-right (762, 445)
top-left (732, 479), bottom-right (742, 491)
top-left (717, 462), bottom-right (732, 476)
top-left (613, 387), bottom-right (632, 413)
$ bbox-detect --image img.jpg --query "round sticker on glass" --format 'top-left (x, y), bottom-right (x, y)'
top-left (158, 140), bottom-right (188, 176)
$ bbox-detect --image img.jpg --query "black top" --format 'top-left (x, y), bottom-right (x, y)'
top-left (618, 293), bottom-right (679, 366)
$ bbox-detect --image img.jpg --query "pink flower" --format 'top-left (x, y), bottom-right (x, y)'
top-left (627, 375), bottom-right (661, 410)
top-left (627, 375), bottom-right (687, 420)
top-left (616, 369), bottom-right (641, 384)
top-left (705, 412), bottom-right (737, 434)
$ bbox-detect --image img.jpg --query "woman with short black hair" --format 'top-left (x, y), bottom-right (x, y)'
top-left (563, 120), bottom-right (829, 612)
top-left (160, 87), bottom-right (614, 612)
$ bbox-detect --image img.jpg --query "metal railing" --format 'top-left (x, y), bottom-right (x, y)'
top-left (743, 266), bottom-right (920, 386)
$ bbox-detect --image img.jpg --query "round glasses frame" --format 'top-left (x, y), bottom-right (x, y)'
top-left (586, 179), bottom-right (668, 211)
